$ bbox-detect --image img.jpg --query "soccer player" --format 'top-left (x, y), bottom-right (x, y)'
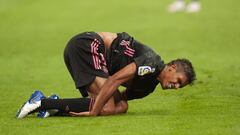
top-left (168, 0), bottom-right (201, 13)
top-left (16, 32), bottom-right (196, 118)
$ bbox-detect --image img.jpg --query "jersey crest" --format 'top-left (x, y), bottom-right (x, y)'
top-left (138, 66), bottom-right (155, 76)
top-left (120, 40), bottom-right (135, 57)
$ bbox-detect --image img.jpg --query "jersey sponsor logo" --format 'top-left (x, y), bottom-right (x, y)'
top-left (138, 66), bottom-right (155, 76)
top-left (120, 40), bottom-right (135, 57)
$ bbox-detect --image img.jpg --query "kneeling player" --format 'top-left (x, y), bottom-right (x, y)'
top-left (16, 32), bottom-right (196, 118)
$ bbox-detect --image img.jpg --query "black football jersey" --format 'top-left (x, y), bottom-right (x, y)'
top-left (106, 32), bottom-right (165, 100)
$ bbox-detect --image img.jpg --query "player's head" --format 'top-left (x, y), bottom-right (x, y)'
top-left (157, 58), bottom-right (196, 90)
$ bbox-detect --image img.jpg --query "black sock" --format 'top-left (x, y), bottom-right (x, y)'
top-left (39, 98), bottom-right (95, 113)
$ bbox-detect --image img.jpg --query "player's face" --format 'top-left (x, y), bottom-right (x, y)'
top-left (158, 65), bottom-right (188, 90)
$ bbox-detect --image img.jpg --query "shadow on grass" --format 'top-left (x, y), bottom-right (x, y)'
top-left (14, 109), bottom-right (171, 120)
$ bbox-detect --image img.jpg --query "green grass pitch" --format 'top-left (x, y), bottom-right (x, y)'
top-left (0, 0), bottom-right (239, 135)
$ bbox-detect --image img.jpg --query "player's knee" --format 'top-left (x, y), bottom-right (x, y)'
top-left (122, 102), bottom-right (128, 113)
top-left (102, 106), bottom-right (115, 114)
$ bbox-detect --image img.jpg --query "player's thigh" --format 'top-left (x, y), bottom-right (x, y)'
top-left (88, 76), bottom-right (107, 98)
top-left (88, 76), bottom-right (117, 111)
top-left (88, 76), bottom-right (123, 100)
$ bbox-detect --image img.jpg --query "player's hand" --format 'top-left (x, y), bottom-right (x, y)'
top-left (69, 111), bottom-right (91, 117)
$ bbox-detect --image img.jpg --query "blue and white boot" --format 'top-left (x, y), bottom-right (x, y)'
top-left (16, 90), bottom-right (46, 119)
top-left (37, 94), bottom-right (60, 118)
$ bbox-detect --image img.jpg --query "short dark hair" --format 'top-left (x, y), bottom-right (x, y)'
top-left (167, 58), bottom-right (196, 85)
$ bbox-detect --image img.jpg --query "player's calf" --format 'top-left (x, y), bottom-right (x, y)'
top-left (37, 94), bottom-right (60, 118)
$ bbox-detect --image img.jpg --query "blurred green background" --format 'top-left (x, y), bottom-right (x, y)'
top-left (0, 0), bottom-right (239, 135)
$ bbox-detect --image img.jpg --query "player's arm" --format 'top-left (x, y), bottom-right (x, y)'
top-left (99, 90), bottom-right (128, 115)
top-left (69, 90), bottom-right (128, 116)
top-left (90, 62), bottom-right (136, 116)
top-left (69, 99), bottom-right (128, 116)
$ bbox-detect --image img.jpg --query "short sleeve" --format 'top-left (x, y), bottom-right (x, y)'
top-left (134, 51), bottom-right (162, 76)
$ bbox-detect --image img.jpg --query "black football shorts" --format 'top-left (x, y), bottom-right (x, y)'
top-left (64, 32), bottom-right (109, 97)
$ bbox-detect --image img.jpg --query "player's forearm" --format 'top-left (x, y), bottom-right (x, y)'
top-left (90, 63), bottom-right (136, 116)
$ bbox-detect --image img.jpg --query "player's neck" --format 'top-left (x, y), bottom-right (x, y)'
top-left (157, 66), bottom-right (168, 83)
